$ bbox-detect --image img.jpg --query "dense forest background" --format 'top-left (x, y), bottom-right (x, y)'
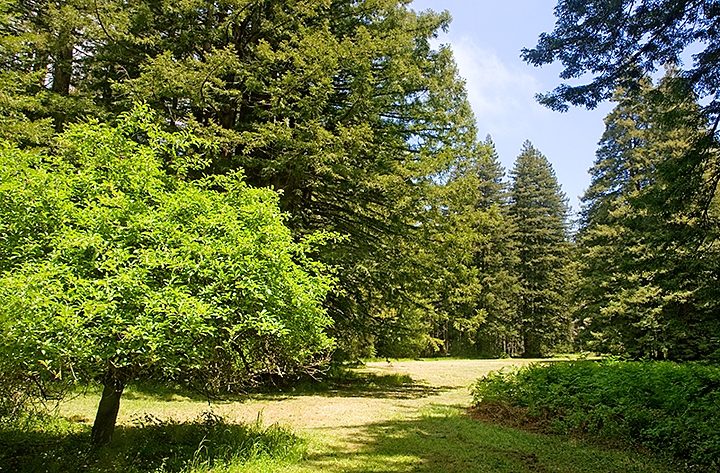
top-left (1, 0), bottom-right (719, 378)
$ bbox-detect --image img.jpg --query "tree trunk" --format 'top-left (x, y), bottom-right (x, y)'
top-left (51, 46), bottom-right (73, 96)
top-left (91, 377), bottom-right (125, 446)
top-left (523, 334), bottom-right (541, 359)
top-left (51, 45), bottom-right (73, 132)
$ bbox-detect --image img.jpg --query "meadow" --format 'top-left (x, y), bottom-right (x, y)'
top-left (0, 359), bottom-right (693, 472)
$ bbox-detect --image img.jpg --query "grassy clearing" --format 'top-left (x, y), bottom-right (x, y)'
top-left (0, 359), bottom-right (688, 472)
top-left (283, 405), bottom-right (676, 473)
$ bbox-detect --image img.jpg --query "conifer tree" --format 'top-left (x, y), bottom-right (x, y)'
top-left (470, 137), bottom-right (521, 356)
top-left (474, 136), bottom-right (508, 210)
top-left (402, 137), bottom-right (519, 357)
top-left (405, 139), bottom-right (489, 356)
top-left (522, 0), bottom-right (720, 124)
top-left (578, 72), bottom-right (720, 360)
top-left (0, 0), bottom-right (477, 357)
top-left (509, 141), bottom-right (572, 357)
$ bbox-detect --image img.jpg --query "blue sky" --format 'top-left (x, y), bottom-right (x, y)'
top-left (411, 0), bottom-right (615, 214)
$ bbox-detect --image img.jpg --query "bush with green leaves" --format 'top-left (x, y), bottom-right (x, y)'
top-left (0, 105), bottom-right (335, 444)
top-left (472, 360), bottom-right (720, 471)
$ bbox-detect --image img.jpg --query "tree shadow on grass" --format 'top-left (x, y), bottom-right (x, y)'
top-left (122, 381), bottom-right (246, 403)
top-left (0, 423), bottom-right (91, 473)
top-left (123, 370), bottom-right (450, 403)
top-left (298, 406), bottom-right (680, 473)
top-left (65, 380), bottom-right (234, 406)
top-left (255, 372), bottom-right (454, 401)
top-left (0, 412), bottom-right (302, 473)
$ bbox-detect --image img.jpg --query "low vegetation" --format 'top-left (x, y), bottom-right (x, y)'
top-left (472, 360), bottom-right (720, 471)
top-left (0, 410), bottom-right (304, 473)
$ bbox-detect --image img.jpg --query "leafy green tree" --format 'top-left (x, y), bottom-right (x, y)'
top-left (577, 73), bottom-right (720, 360)
top-left (0, 0), bottom-right (478, 359)
top-left (0, 106), bottom-right (334, 445)
top-left (509, 142), bottom-right (572, 357)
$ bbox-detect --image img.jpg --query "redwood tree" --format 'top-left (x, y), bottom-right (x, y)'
top-left (508, 142), bottom-right (573, 357)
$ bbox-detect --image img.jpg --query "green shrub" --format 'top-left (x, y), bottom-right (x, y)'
top-left (472, 360), bottom-right (720, 471)
top-left (0, 411), bottom-right (304, 472)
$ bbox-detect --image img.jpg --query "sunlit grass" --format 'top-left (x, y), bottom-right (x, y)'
top-left (1, 360), bottom-right (687, 473)
top-left (282, 405), bottom-right (678, 473)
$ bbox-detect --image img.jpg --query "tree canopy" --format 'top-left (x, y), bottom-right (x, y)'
top-left (577, 72), bottom-right (720, 360)
top-left (0, 0), bottom-right (477, 355)
top-left (0, 106), bottom-right (334, 443)
top-left (523, 0), bottom-right (720, 360)
top-left (521, 0), bottom-right (720, 127)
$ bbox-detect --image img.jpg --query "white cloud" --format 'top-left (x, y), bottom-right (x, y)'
top-left (434, 35), bottom-right (613, 212)
top-left (450, 37), bottom-right (543, 137)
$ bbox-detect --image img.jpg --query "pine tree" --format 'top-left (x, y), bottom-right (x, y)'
top-left (470, 137), bottom-right (521, 356)
top-left (509, 141), bottom-right (572, 357)
top-left (578, 72), bottom-right (720, 360)
top-left (474, 136), bottom-right (508, 209)
top-left (401, 137), bottom-right (520, 357)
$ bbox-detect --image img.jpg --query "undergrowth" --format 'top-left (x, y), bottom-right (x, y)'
top-left (472, 360), bottom-right (720, 471)
top-left (0, 411), bottom-right (304, 473)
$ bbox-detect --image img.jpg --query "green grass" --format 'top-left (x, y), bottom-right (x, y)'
top-left (263, 363), bottom-right (416, 394)
top-left (284, 405), bottom-right (677, 473)
top-left (0, 411), bottom-right (304, 473)
top-left (0, 360), bottom-right (691, 473)
top-left (0, 404), bottom-right (680, 473)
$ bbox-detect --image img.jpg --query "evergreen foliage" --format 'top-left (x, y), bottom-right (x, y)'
top-left (523, 0), bottom-right (720, 361)
top-left (462, 138), bottom-right (520, 356)
top-left (406, 137), bottom-right (522, 358)
top-left (578, 72), bottom-right (720, 360)
top-left (509, 142), bottom-right (572, 357)
top-left (521, 0), bottom-right (720, 122)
